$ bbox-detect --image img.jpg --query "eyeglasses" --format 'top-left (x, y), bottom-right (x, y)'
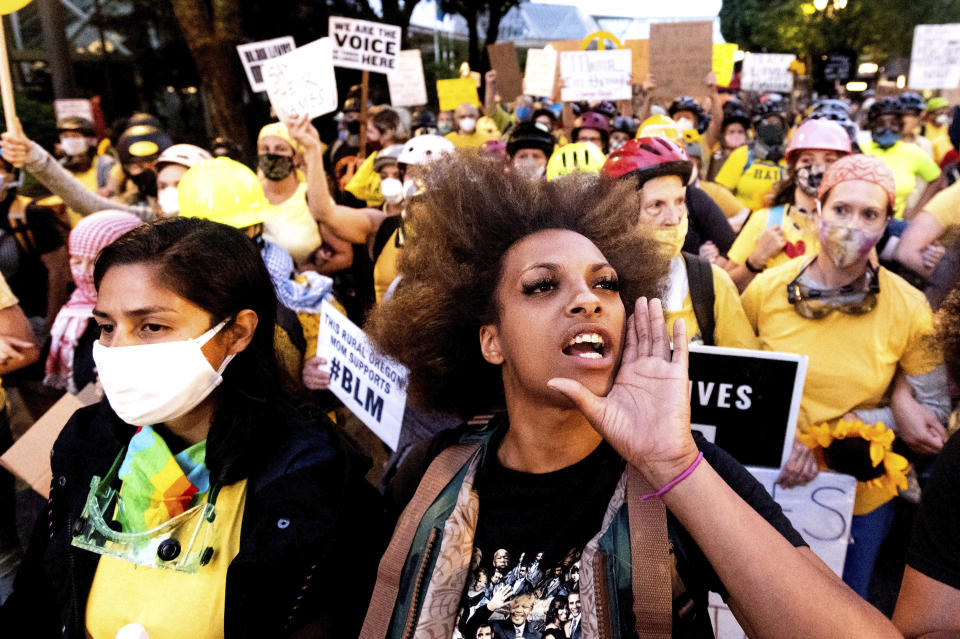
top-left (70, 449), bottom-right (219, 574)
top-left (786, 261), bottom-right (880, 319)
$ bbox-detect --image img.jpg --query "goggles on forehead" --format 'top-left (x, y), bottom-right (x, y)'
top-left (786, 261), bottom-right (880, 320)
top-left (70, 449), bottom-right (220, 574)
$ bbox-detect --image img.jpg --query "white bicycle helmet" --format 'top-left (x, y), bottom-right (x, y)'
top-left (156, 144), bottom-right (213, 170)
top-left (397, 134), bottom-right (454, 166)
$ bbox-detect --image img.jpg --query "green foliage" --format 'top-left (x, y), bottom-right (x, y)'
top-left (0, 93), bottom-right (58, 150)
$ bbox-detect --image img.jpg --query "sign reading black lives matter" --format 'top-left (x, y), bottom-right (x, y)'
top-left (317, 301), bottom-right (408, 450)
top-left (328, 17), bottom-right (401, 73)
top-left (688, 344), bottom-right (807, 469)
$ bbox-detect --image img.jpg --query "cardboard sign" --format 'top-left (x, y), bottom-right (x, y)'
top-left (53, 98), bottom-right (93, 125)
top-left (523, 48), bottom-right (557, 99)
top-left (317, 301), bottom-right (407, 450)
top-left (688, 344), bottom-right (807, 469)
top-left (741, 53), bottom-right (796, 93)
top-left (560, 49), bottom-right (632, 102)
top-left (624, 39), bottom-right (650, 81)
top-left (487, 42), bottom-right (523, 102)
top-left (548, 39), bottom-right (582, 101)
top-left (708, 468), bottom-right (856, 637)
top-left (328, 16), bottom-right (401, 73)
top-left (236, 36), bottom-right (296, 93)
top-left (437, 77), bottom-right (481, 112)
top-left (713, 43), bottom-right (738, 87)
top-left (0, 384), bottom-right (100, 498)
top-left (262, 37), bottom-right (338, 121)
top-left (387, 49), bottom-right (428, 107)
top-left (908, 23), bottom-right (960, 90)
top-left (649, 21), bottom-right (713, 101)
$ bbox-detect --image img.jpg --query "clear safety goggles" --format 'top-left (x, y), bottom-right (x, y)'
top-left (786, 262), bottom-right (880, 320)
top-left (70, 449), bottom-right (220, 574)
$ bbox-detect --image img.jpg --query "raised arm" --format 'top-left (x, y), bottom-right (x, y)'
top-left (701, 72), bottom-right (723, 151)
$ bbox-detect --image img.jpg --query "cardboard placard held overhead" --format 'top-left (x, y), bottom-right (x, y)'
top-left (548, 39), bottom-right (582, 102)
top-left (487, 42), bottom-right (523, 102)
top-left (624, 39), bottom-right (649, 81)
top-left (262, 37), bottom-right (339, 121)
top-left (741, 53), bottom-right (796, 93)
top-left (436, 77), bottom-right (481, 112)
top-left (236, 36), bottom-right (296, 93)
top-left (649, 21), bottom-right (713, 101)
top-left (387, 49), bottom-right (428, 107)
top-left (523, 48), bottom-right (558, 99)
top-left (908, 23), bottom-right (960, 90)
top-left (560, 49), bottom-right (633, 102)
top-left (328, 16), bottom-right (401, 73)
top-left (0, 384), bottom-right (100, 498)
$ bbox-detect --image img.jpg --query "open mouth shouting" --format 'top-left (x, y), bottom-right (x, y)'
top-left (560, 326), bottom-right (615, 367)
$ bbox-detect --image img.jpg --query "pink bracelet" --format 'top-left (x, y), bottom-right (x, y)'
top-left (640, 452), bottom-right (704, 501)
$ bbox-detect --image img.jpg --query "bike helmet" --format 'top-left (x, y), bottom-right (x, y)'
top-left (601, 137), bottom-right (693, 188)
top-left (545, 142), bottom-right (607, 181)
top-left (506, 122), bottom-right (556, 158)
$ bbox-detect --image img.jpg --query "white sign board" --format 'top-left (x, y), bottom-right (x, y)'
top-left (523, 48), bottom-right (558, 98)
top-left (560, 49), bottom-right (632, 102)
top-left (236, 36), bottom-right (296, 93)
top-left (328, 17), bottom-right (401, 73)
top-left (317, 301), bottom-right (408, 450)
top-left (262, 37), bottom-right (339, 121)
top-left (387, 49), bottom-right (428, 107)
top-left (54, 99), bottom-right (93, 125)
top-left (741, 53), bottom-right (796, 93)
top-left (708, 468), bottom-right (857, 637)
top-left (909, 24), bottom-right (960, 90)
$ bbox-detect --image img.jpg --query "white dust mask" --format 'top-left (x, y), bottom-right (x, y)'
top-left (458, 117), bottom-right (477, 133)
top-left (380, 177), bottom-right (404, 204)
top-left (60, 137), bottom-right (88, 156)
top-left (157, 186), bottom-right (180, 216)
top-left (93, 319), bottom-right (235, 426)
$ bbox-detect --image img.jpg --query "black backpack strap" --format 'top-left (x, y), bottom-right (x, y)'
top-left (372, 214), bottom-right (402, 263)
top-left (682, 251), bottom-right (715, 346)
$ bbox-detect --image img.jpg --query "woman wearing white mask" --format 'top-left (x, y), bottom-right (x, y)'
top-left (741, 155), bottom-right (950, 597)
top-left (0, 217), bottom-right (385, 638)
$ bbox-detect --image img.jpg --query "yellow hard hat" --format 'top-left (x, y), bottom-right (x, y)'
top-left (546, 142), bottom-right (606, 181)
top-left (638, 114), bottom-right (684, 142)
top-left (177, 158), bottom-right (272, 229)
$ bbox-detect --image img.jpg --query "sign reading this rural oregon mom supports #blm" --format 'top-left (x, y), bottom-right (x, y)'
top-left (328, 17), bottom-right (401, 73)
top-left (317, 301), bottom-right (408, 450)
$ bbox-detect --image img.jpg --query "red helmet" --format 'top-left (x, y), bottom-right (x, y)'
top-left (571, 111), bottom-right (610, 146)
top-left (601, 137), bottom-right (693, 188)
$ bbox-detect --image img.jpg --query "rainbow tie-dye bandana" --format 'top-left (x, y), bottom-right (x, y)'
top-left (114, 426), bottom-right (210, 533)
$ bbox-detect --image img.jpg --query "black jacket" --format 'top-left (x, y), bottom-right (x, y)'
top-left (1, 400), bottom-right (386, 638)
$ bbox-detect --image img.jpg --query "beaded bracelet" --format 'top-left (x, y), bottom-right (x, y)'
top-left (640, 452), bottom-right (704, 502)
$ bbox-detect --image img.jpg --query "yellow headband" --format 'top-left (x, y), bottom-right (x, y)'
top-left (257, 122), bottom-right (301, 153)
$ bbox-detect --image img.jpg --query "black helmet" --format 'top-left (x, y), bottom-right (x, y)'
top-left (754, 94), bottom-right (788, 124)
top-left (57, 115), bottom-right (95, 136)
top-left (899, 92), bottom-right (925, 114)
top-left (411, 108), bottom-right (437, 131)
top-left (811, 98), bottom-right (851, 116)
top-left (343, 96), bottom-right (361, 114)
top-left (125, 113), bottom-right (163, 130)
top-left (506, 121), bottom-right (556, 158)
top-left (612, 116), bottom-right (638, 137)
top-left (117, 125), bottom-right (172, 164)
top-left (867, 97), bottom-right (902, 124)
top-left (669, 96), bottom-right (704, 118)
top-left (591, 100), bottom-right (618, 119)
top-left (722, 97), bottom-right (745, 116)
top-left (722, 108), bottom-right (751, 131)
top-left (807, 111), bottom-right (859, 143)
top-left (531, 108), bottom-right (557, 124)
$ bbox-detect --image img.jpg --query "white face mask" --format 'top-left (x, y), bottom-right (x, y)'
top-left (936, 113), bottom-right (951, 127)
top-left (402, 178), bottom-right (419, 199)
top-left (458, 117), bottom-right (477, 133)
top-left (675, 117), bottom-right (695, 131)
top-left (157, 186), bottom-right (180, 216)
top-left (380, 177), bottom-right (404, 204)
top-left (93, 319), bottom-right (236, 426)
top-left (60, 137), bottom-right (88, 156)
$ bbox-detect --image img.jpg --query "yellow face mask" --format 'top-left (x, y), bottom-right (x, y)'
top-left (650, 215), bottom-right (689, 259)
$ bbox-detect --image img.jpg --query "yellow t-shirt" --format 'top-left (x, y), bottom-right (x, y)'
top-left (344, 152), bottom-right (383, 207)
top-left (262, 183), bottom-right (323, 264)
top-left (741, 259), bottom-right (941, 433)
top-left (862, 141), bottom-right (941, 219)
top-left (665, 262), bottom-right (759, 350)
top-left (713, 145), bottom-right (786, 212)
top-left (925, 179), bottom-right (960, 230)
top-left (85, 480), bottom-right (248, 639)
top-left (698, 180), bottom-right (746, 218)
top-left (926, 123), bottom-right (953, 164)
top-left (444, 130), bottom-right (498, 149)
top-left (373, 227), bottom-right (402, 304)
top-left (728, 205), bottom-right (820, 269)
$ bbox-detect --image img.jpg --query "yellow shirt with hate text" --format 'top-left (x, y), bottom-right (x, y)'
top-left (713, 145), bottom-right (786, 212)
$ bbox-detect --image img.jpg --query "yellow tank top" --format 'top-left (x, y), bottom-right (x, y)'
top-left (85, 480), bottom-right (248, 639)
top-left (262, 183), bottom-right (323, 264)
top-left (373, 227), bottom-right (402, 304)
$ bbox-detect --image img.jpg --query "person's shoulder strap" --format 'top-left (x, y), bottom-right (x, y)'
top-left (766, 204), bottom-right (786, 228)
top-left (742, 145), bottom-right (754, 173)
top-left (682, 252), bottom-right (716, 346)
top-left (372, 215), bottom-right (402, 263)
top-left (626, 465), bottom-right (672, 638)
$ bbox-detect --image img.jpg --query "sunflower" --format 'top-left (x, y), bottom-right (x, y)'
top-left (798, 418), bottom-right (909, 516)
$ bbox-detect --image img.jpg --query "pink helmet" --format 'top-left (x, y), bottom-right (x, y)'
top-left (785, 119), bottom-right (852, 165)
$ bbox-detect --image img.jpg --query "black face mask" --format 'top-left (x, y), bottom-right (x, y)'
top-left (345, 119), bottom-right (362, 135)
top-left (258, 154), bottom-right (295, 181)
top-left (129, 169), bottom-right (157, 198)
top-left (757, 123), bottom-right (785, 147)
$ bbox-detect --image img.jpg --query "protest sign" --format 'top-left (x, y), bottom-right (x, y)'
top-left (487, 42), bottom-right (523, 102)
top-left (624, 39), bottom-right (649, 81)
top-left (560, 49), bottom-right (632, 102)
top-left (0, 384), bottom-right (99, 498)
top-left (236, 36), bottom-right (296, 93)
top-left (437, 77), bottom-right (481, 112)
top-left (548, 39), bottom-right (581, 101)
top-left (54, 98), bottom-right (94, 124)
top-left (741, 53), bottom-right (796, 93)
top-left (713, 43), bottom-right (738, 87)
top-left (317, 301), bottom-right (407, 450)
top-left (328, 16), bottom-right (401, 73)
top-left (262, 37), bottom-right (338, 121)
top-left (387, 49), bottom-right (428, 107)
top-left (523, 48), bottom-right (557, 99)
top-left (649, 21), bottom-right (713, 100)
top-left (908, 23), bottom-right (960, 90)
top-left (708, 469), bottom-right (856, 637)
top-left (688, 344), bottom-right (807, 469)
